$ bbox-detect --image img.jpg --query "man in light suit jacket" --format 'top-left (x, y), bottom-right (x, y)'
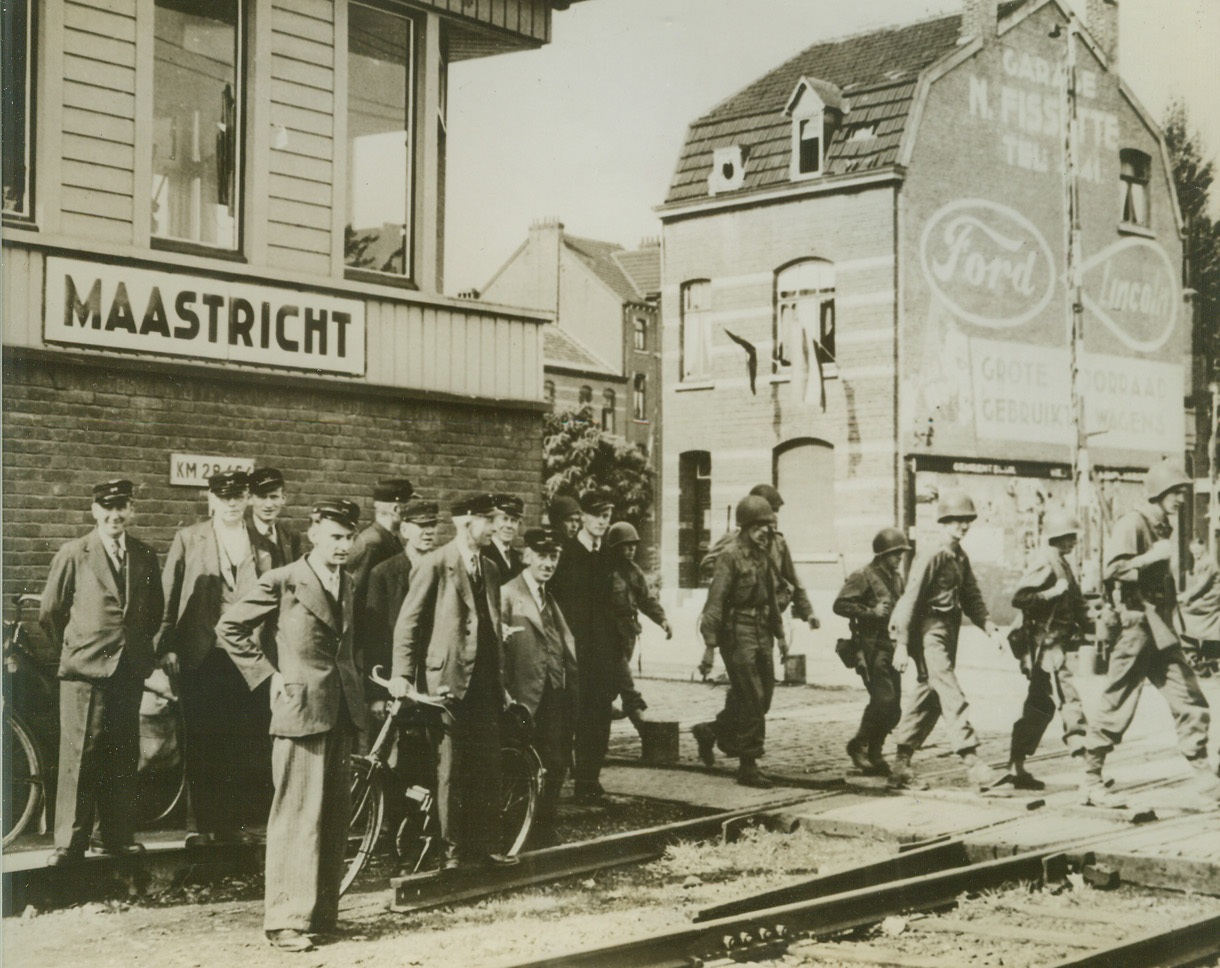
top-left (156, 470), bottom-right (269, 844)
top-left (501, 528), bottom-right (578, 847)
top-left (40, 479), bottom-right (163, 866)
top-left (216, 499), bottom-right (367, 953)
top-left (388, 492), bottom-right (517, 872)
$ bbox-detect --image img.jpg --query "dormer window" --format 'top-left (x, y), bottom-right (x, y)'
top-left (785, 77), bottom-right (843, 181)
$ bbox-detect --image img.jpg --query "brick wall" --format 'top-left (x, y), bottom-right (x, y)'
top-left (3, 350), bottom-right (545, 599)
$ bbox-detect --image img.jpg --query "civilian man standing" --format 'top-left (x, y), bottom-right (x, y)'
top-left (349, 478), bottom-right (414, 651)
top-left (388, 494), bottom-right (517, 870)
top-left (157, 470), bottom-right (267, 845)
top-left (217, 499), bottom-right (366, 952)
top-left (501, 528), bottom-right (578, 847)
top-left (247, 467), bottom-right (303, 570)
top-left (483, 494), bottom-right (525, 583)
top-left (41, 480), bottom-right (163, 866)
top-left (550, 487), bottom-right (617, 802)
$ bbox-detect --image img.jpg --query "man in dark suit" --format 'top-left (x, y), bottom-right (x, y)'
top-left (549, 487), bottom-right (617, 803)
top-left (501, 528), bottom-right (577, 847)
top-left (40, 479), bottom-right (164, 866)
top-left (483, 494), bottom-right (524, 584)
top-left (156, 470), bottom-right (268, 845)
top-left (217, 499), bottom-right (367, 953)
top-left (388, 493), bottom-right (518, 871)
top-left (349, 477), bottom-right (414, 656)
top-left (247, 467), bottom-right (303, 570)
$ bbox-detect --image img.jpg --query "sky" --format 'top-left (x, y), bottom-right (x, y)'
top-left (442, 0), bottom-right (1220, 295)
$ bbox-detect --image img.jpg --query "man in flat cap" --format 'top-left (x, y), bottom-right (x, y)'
top-left (349, 478), bottom-right (414, 661)
top-left (500, 527), bottom-right (578, 847)
top-left (483, 494), bottom-right (525, 584)
top-left (41, 480), bottom-right (163, 866)
top-left (548, 494), bottom-right (582, 541)
top-left (217, 499), bottom-right (366, 952)
top-left (156, 470), bottom-right (270, 845)
top-left (247, 467), bottom-right (303, 571)
top-left (550, 486), bottom-right (619, 802)
top-left (388, 493), bottom-right (518, 871)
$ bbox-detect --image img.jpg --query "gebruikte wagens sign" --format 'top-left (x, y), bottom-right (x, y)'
top-left (43, 257), bottom-right (365, 376)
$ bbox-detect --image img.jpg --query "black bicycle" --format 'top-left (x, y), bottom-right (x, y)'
top-left (3, 594), bottom-right (54, 846)
top-left (341, 668), bottom-right (542, 895)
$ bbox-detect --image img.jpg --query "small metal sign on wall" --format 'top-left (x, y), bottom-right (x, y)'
top-left (170, 454), bottom-right (255, 488)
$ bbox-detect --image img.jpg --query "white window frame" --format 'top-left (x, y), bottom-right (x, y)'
top-left (774, 260), bottom-right (836, 381)
top-left (680, 279), bottom-right (712, 383)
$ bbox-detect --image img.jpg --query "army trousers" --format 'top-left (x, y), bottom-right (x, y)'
top-left (711, 613), bottom-right (775, 760)
top-left (893, 614), bottom-right (979, 756)
top-left (1010, 643), bottom-right (1087, 761)
top-left (1086, 620), bottom-right (1210, 761)
top-left (856, 639), bottom-right (902, 746)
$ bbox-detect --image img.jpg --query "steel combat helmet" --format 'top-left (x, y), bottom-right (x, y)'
top-left (872, 527), bottom-right (911, 556)
top-left (936, 490), bottom-right (977, 523)
top-left (1043, 510), bottom-right (1081, 543)
top-left (606, 522), bottom-right (640, 549)
top-left (736, 495), bottom-right (777, 528)
top-left (1144, 460), bottom-right (1191, 501)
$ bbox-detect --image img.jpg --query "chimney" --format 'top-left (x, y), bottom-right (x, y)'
top-left (1087, 0), bottom-right (1119, 66)
top-left (961, 0), bottom-right (998, 43)
top-left (529, 216), bottom-right (565, 314)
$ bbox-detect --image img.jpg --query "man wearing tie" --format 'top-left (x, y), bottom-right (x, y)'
top-left (500, 528), bottom-right (577, 847)
top-left (41, 479), bottom-right (163, 866)
top-left (482, 494), bottom-right (524, 583)
top-left (388, 493), bottom-right (517, 871)
top-left (246, 467), bottom-right (303, 570)
top-left (217, 499), bottom-right (366, 952)
top-left (156, 470), bottom-right (267, 845)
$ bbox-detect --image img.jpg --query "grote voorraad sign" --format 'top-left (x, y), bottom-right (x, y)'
top-left (44, 257), bottom-right (366, 376)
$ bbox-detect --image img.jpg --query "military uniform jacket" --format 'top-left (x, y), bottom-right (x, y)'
top-left (700, 534), bottom-right (781, 650)
top-left (609, 558), bottom-right (667, 645)
top-left (833, 560), bottom-right (904, 648)
top-left (1180, 558), bottom-right (1220, 642)
top-left (890, 538), bottom-right (989, 648)
top-left (700, 528), bottom-right (813, 621)
top-left (215, 558), bottom-right (366, 738)
top-left (1011, 549), bottom-right (1088, 647)
top-left (1105, 505), bottom-right (1176, 622)
top-left (500, 573), bottom-right (578, 716)
top-left (391, 540), bottom-right (505, 702)
top-left (40, 530), bottom-right (163, 682)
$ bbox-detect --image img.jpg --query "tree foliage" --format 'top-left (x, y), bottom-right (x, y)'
top-left (542, 405), bottom-right (653, 525)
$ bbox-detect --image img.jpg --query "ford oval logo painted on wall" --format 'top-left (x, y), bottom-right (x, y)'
top-left (1081, 237), bottom-right (1179, 353)
top-left (919, 198), bottom-right (1055, 329)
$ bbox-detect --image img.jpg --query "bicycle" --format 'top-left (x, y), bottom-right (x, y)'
top-left (341, 667), bottom-right (543, 896)
top-left (3, 594), bottom-right (53, 846)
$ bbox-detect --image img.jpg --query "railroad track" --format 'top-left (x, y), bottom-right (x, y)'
top-left (493, 814), bottom-right (1220, 968)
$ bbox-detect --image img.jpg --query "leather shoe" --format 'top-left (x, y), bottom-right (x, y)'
top-left (736, 768), bottom-right (774, 789)
top-left (483, 852), bottom-right (520, 868)
top-left (184, 832), bottom-right (215, 849)
top-left (90, 840), bottom-right (146, 857)
top-left (46, 847), bottom-right (85, 868)
top-left (266, 929), bottom-right (314, 953)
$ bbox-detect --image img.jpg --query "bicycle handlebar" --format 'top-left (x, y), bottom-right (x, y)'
top-left (367, 665), bottom-right (450, 708)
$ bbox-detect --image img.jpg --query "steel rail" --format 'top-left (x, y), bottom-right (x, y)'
top-left (494, 844), bottom-right (1077, 968)
top-left (1044, 911), bottom-right (1220, 968)
top-left (390, 793), bottom-right (821, 913)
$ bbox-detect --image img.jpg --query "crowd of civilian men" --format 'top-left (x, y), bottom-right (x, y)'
top-left (35, 458), bottom-right (1220, 952)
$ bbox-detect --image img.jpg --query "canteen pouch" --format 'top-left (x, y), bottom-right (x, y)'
top-left (834, 637), bottom-right (859, 669)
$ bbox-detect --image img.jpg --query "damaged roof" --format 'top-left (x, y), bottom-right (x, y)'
top-left (665, 4), bottom-right (1030, 206)
top-left (544, 326), bottom-right (618, 375)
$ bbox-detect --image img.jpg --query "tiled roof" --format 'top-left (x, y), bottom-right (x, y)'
top-left (665, 12), bottom-right (970, 205)
top-left (544, 326), bottom-right (617, 375)
top-left (613, 245), bottom-right (661, 299)
top-left (564, 235), bottom-right (643, 304)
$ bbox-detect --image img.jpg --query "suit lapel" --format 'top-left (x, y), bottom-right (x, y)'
top-left (295, 560), bottom-right (339, 634)
top-left (449, 543), bottom-right (475, 612)
top-left (87, 531), bottom-right (122, 603)
top-left (510, 576), bottom-right (545, 634)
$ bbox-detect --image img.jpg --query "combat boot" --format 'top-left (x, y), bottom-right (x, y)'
top-left (691, 723), bottom-right (716, 767)
top-left (887, 746), bottom-right (927, 790)
top-left (1079, 749), bottom-right (1126, 808)
top-left (865, 738), bottom-right (892, 777)
top-left (845, 735), bottom-right (873, 774)
top-left (737, 755), bottom-right (774, 789)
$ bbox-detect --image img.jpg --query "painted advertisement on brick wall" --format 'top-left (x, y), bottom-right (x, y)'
top-left (902, 5), bottom-right (1185, 468)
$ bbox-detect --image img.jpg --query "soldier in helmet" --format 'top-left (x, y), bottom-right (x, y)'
top-left (1001, 510), bottom-right (1091, 791)
top-left (606, 522), bottom-right (672, 729)
top-left (694, 495), bottom-right (787, 787)
top-left (831, 527), bottom-right (910, 776)
top-left (1081, 460), bottom-right (1220, 806)
top-left (888, 489), bottom-right (1006, 792)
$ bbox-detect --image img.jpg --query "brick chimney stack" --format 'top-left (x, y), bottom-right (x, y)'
top-left (962, 0), bottom-right (998, 43)
top-left (1087, 0), bottom-right (1119, 67)
top-left (529, 216), bottom-right (565, 313)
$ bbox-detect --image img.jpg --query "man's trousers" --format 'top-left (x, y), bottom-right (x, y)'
top-left (1010, 644), bottom-right (1087, 760)
top-left (893, 614), bottom-right (979, 755)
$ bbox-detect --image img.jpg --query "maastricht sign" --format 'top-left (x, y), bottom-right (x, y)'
top-left (44, 257), bottom-right (366, 376)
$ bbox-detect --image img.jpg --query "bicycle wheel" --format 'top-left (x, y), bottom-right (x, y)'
top-left (341, 755), bottom-right (386, 896)
top-left (3, 711), bottom-right (45, 847)
top-left (498, 744), bottom-right (541, 856)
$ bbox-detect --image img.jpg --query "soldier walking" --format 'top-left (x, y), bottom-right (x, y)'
top-left (1001, 510), bottom-right (1090, 791)
top-left (832, 527), bottom-right (909, 777)
top-left (1081, 461), bottom-right (1220, 806)
top-left (889, 490), bottom-right (1005, 792)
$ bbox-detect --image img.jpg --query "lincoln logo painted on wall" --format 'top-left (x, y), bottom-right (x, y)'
top-left (919, 198), bottom-right (1055, 329)
top-left (1082, 237), bottom-right (1179, 352)
top-left (43, 256), bottom-right (366, 376)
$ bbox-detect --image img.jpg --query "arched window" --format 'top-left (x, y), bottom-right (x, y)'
top-left (633, 317), bottom-right (647, 351)
top-left (578, 384), bottom-right (592, 404)
top-left (633, 373), bottom-right (647, 421)
top-left (680, 280), bottom-right (711, 382)
top-left (774, 259), bottom-right (836, 398)
top-left (601, 388), bottom-right (616, 433)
